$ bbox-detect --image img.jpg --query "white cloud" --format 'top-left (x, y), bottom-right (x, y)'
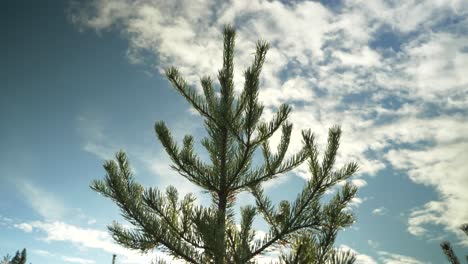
top-left (76, 115), bottom-right (117, 160)
top-left (62, 256), bottom-right (96, 264)
top-left (139, 150), bottom-right (208, 202)
top-left (339, 246), bottom-right (428, 264)
top-left (339, 245), bottom-right (378, 264)
top-left (378, 251), bottom-right (427, 264)
top-left (15, 220), bottom-right (180, 264)
top-left (355, 254), bottom-right (379, 264)
top-left (345, 0), bottom-right (468, 34)
top-left (14, 179), bottom-right (98, 228)
top-left (335, 46), bottom-right (381, 67)
top-left (386, 141), bottom-right (468, 245)
top-left (14, 222), bottom-right (33, 233)
top-left (401, 32), bottom-right (468, 99)
top-left (77, 109), bottom-right (205, 197)
top-left (349, 197), bottom-right (366, 208)
top-left (71, 0), bottom-right (468, 247)
top-left (16, 179), bottom-right (66, 220)
top-left (336, 178), bottom-right (367, 189)
top-left (352, 179), bottom-right (368, 188)
top-left (32, 249), bottom-right (54, 257)
top-left (372, 206), bottom-right (388, 216)
top-left (367, 240), bottom-right (379, 249)
top-left (0, 215), bottom-right (13, 223)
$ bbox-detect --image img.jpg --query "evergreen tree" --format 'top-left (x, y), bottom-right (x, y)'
top-left (440, 224), bottom-right (468, 264)
top-left (1, 249), bottom-right (27, 264)
top-left (91, 25), bottom-right (358, 264)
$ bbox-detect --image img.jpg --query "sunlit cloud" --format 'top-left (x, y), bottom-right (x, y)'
top-left (14, 220), bottom-right (180, 264)
top-left (70, 0), bottom-right (468, 248)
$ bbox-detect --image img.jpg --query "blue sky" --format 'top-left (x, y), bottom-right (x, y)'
top-left (1, 0), bottom-right (467, 263)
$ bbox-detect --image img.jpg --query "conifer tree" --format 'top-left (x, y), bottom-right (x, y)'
top-left (1, 249), bottom-right (27, 264)
top-left (10, 249), bottom-right (26, 264)
top-left (91, 25), bottom-right (358, 264)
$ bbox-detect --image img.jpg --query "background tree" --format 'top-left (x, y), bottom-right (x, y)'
top-left (1, 249), bottom-right (27, 264)
top-left (91, 25), bottom-right (359, 264)
top-left (440, 224), bottom-right (468, 264)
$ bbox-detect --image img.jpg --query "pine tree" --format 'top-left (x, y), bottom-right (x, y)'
top-left (11, 249), bottom-right (26, 264)
top-left (440, 224), bottom-right (468, 264)
top-left (91, 25), bottom-right (358, 264)
top-left (1, 249), bottom-right (27, 264)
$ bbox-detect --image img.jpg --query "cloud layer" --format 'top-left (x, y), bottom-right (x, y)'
top-left (15, 220), bottom-right (179, 264)
top-left (71, 0), bottom-right (468, 247)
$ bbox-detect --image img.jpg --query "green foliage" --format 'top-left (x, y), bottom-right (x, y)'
top-left (280, 235), bottom-right (356, 264)
top-left (1, 249), bottom-right (27, 264)
top-left (92, 25), bottom-right (359, 264)
top-left (440, 223), bottom-right (468, 264)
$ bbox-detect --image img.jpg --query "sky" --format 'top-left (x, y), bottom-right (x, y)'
top-left (1, 0), bottom-right (467, 263)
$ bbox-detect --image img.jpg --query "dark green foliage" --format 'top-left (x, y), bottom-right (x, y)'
top-left (92, 25), bottom-right (358, 264)
top-left (440, 223), bottom-right (468, 264)
top-left (1, 249), bottom-right (27, 264)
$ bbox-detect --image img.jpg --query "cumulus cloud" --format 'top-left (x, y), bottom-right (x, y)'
top-left (32, 249), bottom-right (54, 257)
top-left (340, 245), bottom-right (427, 264)
top-left (70, 0), bottom-right (468, 245)
top-left (378, 251), bottom-right (427, 264)
top-left (352, 178), bottom-right (368, 188)
top-left (339, 245), bottom-right (378, 264)
top-left (14, 222), bottom-right (33, 233)
top-left (386, 141), bottom-right (468, 245)
top-left (349, 197), bottom-right (366, 208)
top-left (372, 206), bottom-right (388, 216)
top-left (15, 220), bottom-right (180, 264)
top-left (62, 256), bottom-right (96, 264)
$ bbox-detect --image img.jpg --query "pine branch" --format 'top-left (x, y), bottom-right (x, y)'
top-left (165, 67), bottom-right (217, 124)
top-left (143, 187), bottom-right (207, 250)
top-left (155, 121), bottom-right (218, 192)
top-left (201, 76), bottom-right (218, 115)
top-left (225, 206), bottom-right (257, 263)
top-left (460, 223), bottom-right (468, 237)
top-left (438, 223), bottom-right (468, 264)
top-left (250, 185), bottom-right (281, 235)
top-left (328, 249), bottom-right (356, 264)
top-left (243, 127), bottom-right (357, 262)
top-left (441, 241), bottom-right (460, 264)
top-left (253, 104), bottom-right (291, 145)
top-left (234, 129), bottom-right (311, 191)
top-left (92, 152), bottom-right (202, 263)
